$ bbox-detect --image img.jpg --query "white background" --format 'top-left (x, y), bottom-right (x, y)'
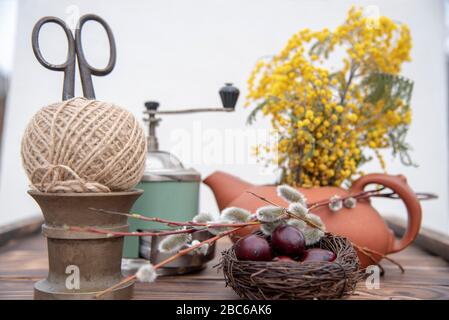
top-left (1, 0), bottom-right (448, 234)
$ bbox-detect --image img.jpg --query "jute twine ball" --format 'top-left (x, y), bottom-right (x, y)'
top-left (21, 97), bottom-right (147, 193)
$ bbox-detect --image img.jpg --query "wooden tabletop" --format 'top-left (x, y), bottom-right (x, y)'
top-left (0, 233), bottom-right (448, 300)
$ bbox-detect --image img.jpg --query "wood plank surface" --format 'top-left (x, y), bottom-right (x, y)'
top-left (0, 234), bottom-right (448, 300)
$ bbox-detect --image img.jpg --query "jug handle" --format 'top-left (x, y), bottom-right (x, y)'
top-left (350, 173), bottom-right (422, 254)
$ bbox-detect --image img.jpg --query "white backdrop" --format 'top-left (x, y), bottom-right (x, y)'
top-left (1, 0), bottom-right (448, 234)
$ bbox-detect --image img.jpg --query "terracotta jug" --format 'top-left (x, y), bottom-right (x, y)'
top-left (203, 171), bottom-right (422, 267)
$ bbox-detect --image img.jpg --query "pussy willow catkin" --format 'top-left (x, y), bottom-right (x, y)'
top-left (21, 97), bottom-right (146, 192)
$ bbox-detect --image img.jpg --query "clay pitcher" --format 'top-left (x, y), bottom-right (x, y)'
top-left (203, 171), bottom-right (422, 267)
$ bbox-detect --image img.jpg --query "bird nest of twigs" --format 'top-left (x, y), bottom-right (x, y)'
top-left (218, 233), bottom-right (363, 300)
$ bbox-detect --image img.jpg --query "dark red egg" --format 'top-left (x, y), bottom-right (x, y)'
top-left (272, 255), bottom-right (296, 263)
top-left (234, 234), bottom-right (272, 261)
top-left (271, 225), bottom-right (305, 258)
top-left (302, 248), bottom-right (336, 262)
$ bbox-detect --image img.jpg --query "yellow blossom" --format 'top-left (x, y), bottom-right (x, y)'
top-left (245, 6), bottom-right (413, 187)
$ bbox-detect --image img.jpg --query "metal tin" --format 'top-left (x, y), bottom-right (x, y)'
top-left (141, 169), bottom-right (201, 182)
top-left (123, 151), bottom-right (201, 258)
top-left (140, 151), bottom-right (201, 182)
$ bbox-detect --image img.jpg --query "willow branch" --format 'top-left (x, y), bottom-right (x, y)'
top-left (354, 244), bottom-right (405, 273)
top-left (95, 227), bottom-right (244, 298)
top-left (246, 191), bottom-right (324, 230)
top-left (67, 226), bottom-right (197, 237)
top-left (89, 208), bottom-right (260, 228)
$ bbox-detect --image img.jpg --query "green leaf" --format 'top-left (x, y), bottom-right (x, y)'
top-left (388, 126), bottom-right (417, 167)
top-left (246, 97), bottom-right (281, 126)
top-left (362, 73), bottom-right (414, 109)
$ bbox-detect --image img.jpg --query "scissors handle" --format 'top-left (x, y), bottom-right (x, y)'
top-left (31, 16), bottom-right (76, 100)
top-left (75, 14), bottom-right (117, 99)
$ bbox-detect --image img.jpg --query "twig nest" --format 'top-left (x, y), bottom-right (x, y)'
top-left (219, 233), bottom-right (363, 300)
top-left (21, 97), bottom-right (147, 192)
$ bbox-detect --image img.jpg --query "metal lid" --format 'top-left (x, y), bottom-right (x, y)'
top-left (142, 150), bottom-right (201, 182)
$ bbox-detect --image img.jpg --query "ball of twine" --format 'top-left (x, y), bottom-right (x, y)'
top-left (21, 97), bottom-right (147, 193)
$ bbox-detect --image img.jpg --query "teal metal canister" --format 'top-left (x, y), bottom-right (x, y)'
top-left (123, 150), bottom-right (200, 258)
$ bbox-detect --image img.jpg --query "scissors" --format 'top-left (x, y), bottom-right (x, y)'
top-left (31, 14), bottom-right (116, 101)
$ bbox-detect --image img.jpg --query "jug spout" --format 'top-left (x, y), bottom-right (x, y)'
top-left (203, 171), bottom-right (254, 210)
